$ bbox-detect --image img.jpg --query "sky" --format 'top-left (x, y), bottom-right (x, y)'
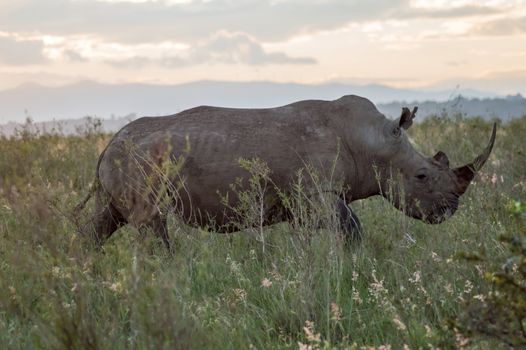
top-left (0, 0), bottom-right (525, 94)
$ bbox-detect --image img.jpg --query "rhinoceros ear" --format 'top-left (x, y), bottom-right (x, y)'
top-left (432, 151), bottom-right (450, 167)
top-left (398, 106), bottom-right (418, 130)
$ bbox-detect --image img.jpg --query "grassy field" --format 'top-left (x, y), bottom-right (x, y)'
top-left (0, 116), bottom-right (524, 349)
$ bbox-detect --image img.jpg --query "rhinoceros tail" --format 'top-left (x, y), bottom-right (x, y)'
top-left (73, 179), bottom-right (100, 215)
top-left (73, 145), bottom-right (108, 215)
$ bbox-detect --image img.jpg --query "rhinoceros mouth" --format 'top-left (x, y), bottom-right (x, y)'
top-left (424, 212), bottom-right (448, 224)
top-left (423, 201), bottom-right (459, 224)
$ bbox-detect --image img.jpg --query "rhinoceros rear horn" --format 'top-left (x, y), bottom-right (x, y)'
top-left (453, 123), bottom-right (497, 194)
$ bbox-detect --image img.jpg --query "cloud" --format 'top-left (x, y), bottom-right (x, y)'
top-left (405, 4), bottom-right (503, 18)
top-left (164, 31), bottom-right (317, 66)
top-left (1, 0), bottom-right (523, 48)
top-left (105, 56), bottom-right (152, 68)
top-left (105, 31), bottom-right (316, 68)
top-left (470, 16), bottom-right (526, 35)
top-left (0, 0), bottom-right (408, 43)
top-left (445, 60), bottom-right (469, 67)
top-left (63, 49), bottom-right (88, 62)
top-left (0, 36), bottom-right (47, 65)
top-left (434, 69), bottom-right (526, 95)
top-left (0, 71), bottom-right (84, 91)
top-left (480, 68), bottom-right (526, 80)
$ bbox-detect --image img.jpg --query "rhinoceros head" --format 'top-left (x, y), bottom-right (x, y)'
top-left (379, 107), bottom-right (496, 224)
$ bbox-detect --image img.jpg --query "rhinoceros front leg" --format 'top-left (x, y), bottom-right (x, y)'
top-left (138, 214), bottom-right (172, 253)
top-left (336, 199), bottom-right (362, 242)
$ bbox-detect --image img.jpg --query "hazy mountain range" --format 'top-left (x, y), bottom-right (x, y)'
top-left (0, 80), bottom-right (524, 136)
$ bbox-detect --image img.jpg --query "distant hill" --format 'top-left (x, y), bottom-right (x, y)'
top-left (0, 80), bottom-right (500, 123)
top-left (377, 94), bottom-right (526, 120)
top-left (0, 115), bottom-right (137, 138)
top-left (0, 81), bottom-right (524, 137)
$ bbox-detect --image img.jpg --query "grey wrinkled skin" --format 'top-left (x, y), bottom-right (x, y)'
top-left (79, 95), bottom-right (496, 250)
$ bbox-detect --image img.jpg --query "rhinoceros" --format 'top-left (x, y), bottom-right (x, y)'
top-left (77, 95), bottom-right (496, 250)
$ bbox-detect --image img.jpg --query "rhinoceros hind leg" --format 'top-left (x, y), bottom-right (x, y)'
top-left (138, 214), bottom-right (172, 253)
top-left (336, 200), bottom-right (362, 242)
top-left (84, 199), bottom-right (127, 247)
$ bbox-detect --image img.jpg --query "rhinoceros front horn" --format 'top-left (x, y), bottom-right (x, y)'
top-left (453, 123), bottom-right (497, 194)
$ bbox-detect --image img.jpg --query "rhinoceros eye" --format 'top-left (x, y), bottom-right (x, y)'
top-left (415, 169), bottom-right (429, 182)
top-left (391, 126), bottom-right (401, 137)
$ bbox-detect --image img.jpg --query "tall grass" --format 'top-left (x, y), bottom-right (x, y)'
top-left (0, 116), bottom-right (524, 349)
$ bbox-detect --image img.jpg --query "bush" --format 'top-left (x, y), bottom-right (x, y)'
top-left (453, 199), bottom-right (526, 348)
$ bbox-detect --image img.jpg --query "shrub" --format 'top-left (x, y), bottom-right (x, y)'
top-left (453, 199), bottom-right (526, 348)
